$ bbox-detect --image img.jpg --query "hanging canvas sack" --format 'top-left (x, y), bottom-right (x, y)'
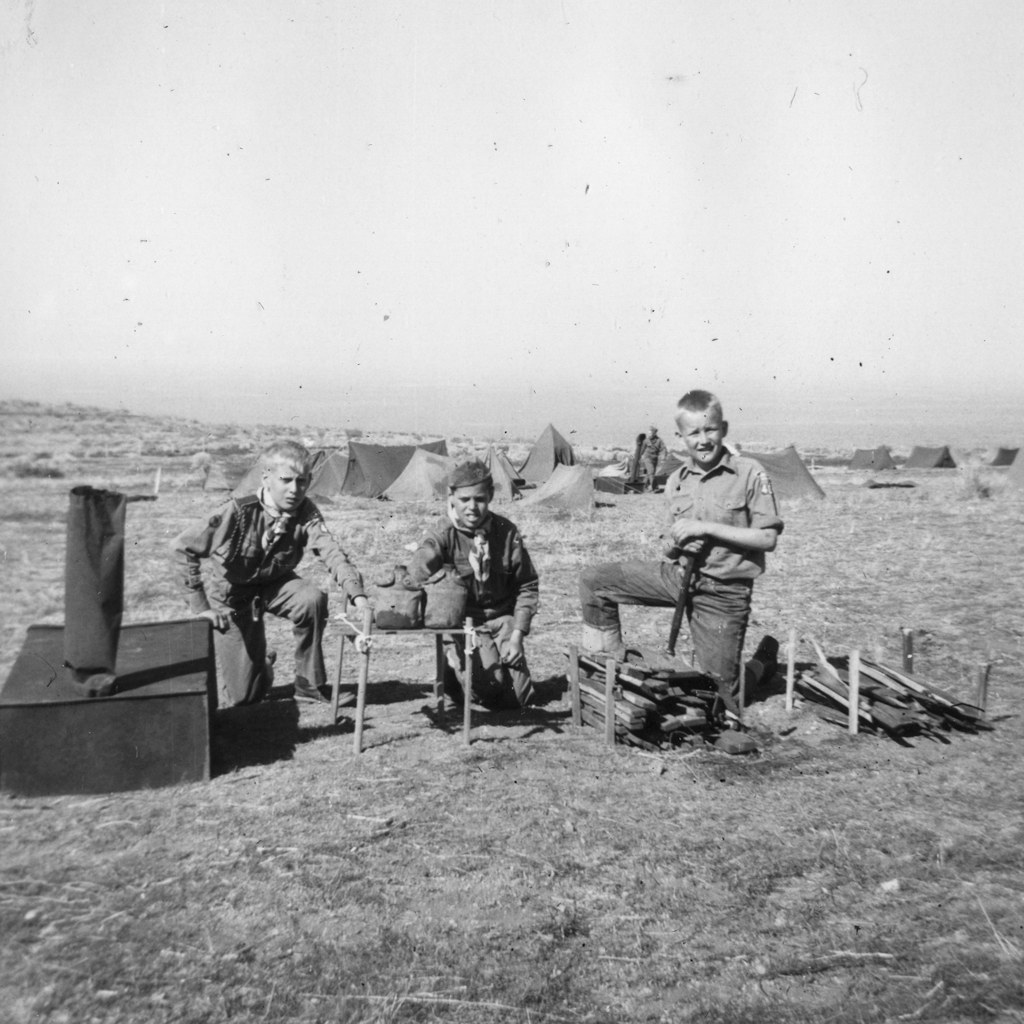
top-left (63, 486), bottom-right (127, 697)
top-left (422, 565), bottom-right (470, 629)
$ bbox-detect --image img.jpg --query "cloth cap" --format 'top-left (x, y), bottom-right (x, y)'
top-left (447, 458), bottom-right (492, 491)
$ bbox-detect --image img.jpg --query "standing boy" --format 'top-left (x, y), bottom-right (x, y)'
top-left (172, 440), bottom-right (369, 706)
top-left (407, 459), bottom-right (539, 710)
top-left (579, 390), bottom-right (783, 716)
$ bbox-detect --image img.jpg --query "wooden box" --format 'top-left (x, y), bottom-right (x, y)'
top-left (0, 619), bottom-right (215, 796)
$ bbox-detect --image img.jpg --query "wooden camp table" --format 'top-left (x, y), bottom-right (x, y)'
top-left (332, 610), bottom-right (478, 752)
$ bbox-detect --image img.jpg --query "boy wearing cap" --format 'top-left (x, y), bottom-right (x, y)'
top-left (407, 458), bottom-right (540, 710)
top-left (172, 440), bottom-right (369, 706)
top-left (579, 390), bottom-right (783, 717)
top-left (639, 425), bottom-right (667, 491)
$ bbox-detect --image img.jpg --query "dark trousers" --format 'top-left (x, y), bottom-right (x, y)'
top-left (579, 560), bottom-right (752, 708)
top-left (211, 574), bottom-right (328, 706)
top-left (441, 615), bottom-right (534, 710)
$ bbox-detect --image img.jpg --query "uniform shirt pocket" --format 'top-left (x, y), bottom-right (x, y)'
top-left (714, 497), bottom-right (749, 527)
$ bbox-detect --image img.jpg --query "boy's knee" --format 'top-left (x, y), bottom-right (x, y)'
top-left (289, 582), bottom-right (328, 624)
top-left (579, 564), bottom-right (604, 594)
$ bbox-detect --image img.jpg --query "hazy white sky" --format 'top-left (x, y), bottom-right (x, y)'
top-left (2, 0), bottom-right (1022, 433)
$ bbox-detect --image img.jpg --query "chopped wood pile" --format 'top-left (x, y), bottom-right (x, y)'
top-left (796, 645), bottom-right (992, 741)
top-left (568, 649), bottom-right (722, 752)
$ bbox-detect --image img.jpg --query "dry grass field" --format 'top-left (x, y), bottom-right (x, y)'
top-left (1, 401), bottom-right (1022, 1024)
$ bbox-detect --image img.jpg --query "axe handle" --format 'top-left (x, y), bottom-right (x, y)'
top-left (666, 544), bottom-right (706, 657)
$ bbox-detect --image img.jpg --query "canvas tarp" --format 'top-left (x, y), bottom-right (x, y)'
top-left (990, 447), bottom-right (1019, 467)
top-left (518, 464), bottom-right (593, 510)
top-left (383, 448), bottom-right (455, 502)
top-left (746, 446), bottom-right (825, 501)
top-left (484, 446), bottom-right (521, 501)
top-left (904, 446), bottom-right (957, 469)
top-left (342, 439), bottom-right (449, 498)
top-left (518, 424), bottom-right (576, 484)
top-left (849, 447), bottom-right (896, 471)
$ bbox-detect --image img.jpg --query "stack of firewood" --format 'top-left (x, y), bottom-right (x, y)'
top-left (570, 650), bottom-right (719, 751)
top-left (796, 643), bottom-right (992, 741)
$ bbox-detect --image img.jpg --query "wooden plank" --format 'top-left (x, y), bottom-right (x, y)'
top-left (567, 644), bottom-right (582, 728)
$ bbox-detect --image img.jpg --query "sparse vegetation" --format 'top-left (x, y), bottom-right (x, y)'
top-left (0, 399), bottom-right (1022, 1023)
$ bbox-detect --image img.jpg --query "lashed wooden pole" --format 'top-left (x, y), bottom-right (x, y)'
top-left (462, 618), bottom-right (474, 746)
top-left (352, 604), bottom-right (373, 754)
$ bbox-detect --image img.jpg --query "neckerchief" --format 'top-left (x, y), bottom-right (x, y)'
top-left (447, 504), bottom-right (491, 583)
top-left (259, 490), bottom-right (294, 553)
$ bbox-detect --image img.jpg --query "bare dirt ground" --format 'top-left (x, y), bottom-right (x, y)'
top-left (1, 402), bottom-right (1022, 1023)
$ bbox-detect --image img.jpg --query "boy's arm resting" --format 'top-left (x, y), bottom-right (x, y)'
top-left (305, 515), bottom-right (367, 603)
top-left (170, 506), bottom-right (234, 615)
top-left (668, 518), bottom-right (779, 552)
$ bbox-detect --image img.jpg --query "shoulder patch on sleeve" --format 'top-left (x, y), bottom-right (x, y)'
top-left (757, 472), bottom-right (774, 497)
top-left (208, 514), bottom-right (222, 528)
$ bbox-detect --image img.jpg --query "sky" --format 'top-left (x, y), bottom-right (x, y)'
top-left (2, 1), bottom-right (1023, 445)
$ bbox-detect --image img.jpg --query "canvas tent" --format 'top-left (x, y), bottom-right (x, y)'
top-left (746, 446), bottom-right (825, 500)
top-left (308, 451), bottom-right (349, 499)
top-left (484, 446), bottom-right (521, 501)
top-left (342, 439), bottom-right (449, 498)
top-left (849, 447), bottom-right (896, 471)
top-left (518, 424), bottom-right (576, 484)
top-left (990, 447), bottom-right (1019, 467)
top-left (1006, 453), bottom-right (1024, 489)
top-left (904, 446), bottom-right (957, 469)
top-left (382, 449), bottom-right (455, 502)
top-left (518, 464), bottom-right (594, 510)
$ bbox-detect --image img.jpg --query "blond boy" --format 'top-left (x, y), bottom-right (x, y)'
top-left (579, 390), bottom-right (783, 716)
top-left (172, 440), bottom-right (368, 706)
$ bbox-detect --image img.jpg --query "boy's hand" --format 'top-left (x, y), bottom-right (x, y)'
top-left (199, 609), bottom-right (231, 633)
top-left (668, 517), bottom-right (709, 547)
top-left (503, 631), bottom-right (526, 668)
top-left (352, 595), bottom-right (370, 612)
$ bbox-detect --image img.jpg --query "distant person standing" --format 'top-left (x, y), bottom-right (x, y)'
top-left (639, 425), bottom-right (667, 491)
top-left (172, 440), bottom-right (369, 706)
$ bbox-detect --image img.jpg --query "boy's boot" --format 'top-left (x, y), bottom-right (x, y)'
top-left (580, 623), bottom-right (623, 658)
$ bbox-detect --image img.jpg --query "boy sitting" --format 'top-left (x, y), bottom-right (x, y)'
top-left (172, 440), bottom-right (369, 706)
top-left (579, 390), bottom-right (783, 717)
top-left (407, 458), bottom-right (539, 710)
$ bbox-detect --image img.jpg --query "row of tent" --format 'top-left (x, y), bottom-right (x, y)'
top-left (209, 423), bottom-right (831, 509)
top-left (849, 445), bottom-right (1019, 470)
top-left (223, 423), bottom-right (579, 503)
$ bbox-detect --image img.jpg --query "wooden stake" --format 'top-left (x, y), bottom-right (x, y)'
top-left (153, 466), bottom-right (162, 496)
top-left (974, 662), bottom-right (991, 713)
top-left (352, 605), bottom-right (373, 755)
top-left (901, 628), bottom-right (914, 673)
top-left (331, 622), bottom-right (347, 724)
top-left (848, 649), bottom-right (861, 735)
top-left (462, 618), bottom-right (473, 746)
top-left (604, 659), bottom-right (616, 747)
top-left (567, 645), bottom-right (582, 728)
top-left (785, 629), bottom-right (796, 712)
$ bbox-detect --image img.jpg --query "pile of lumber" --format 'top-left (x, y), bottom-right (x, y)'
top-left (796, 644), bottom-right (991, 741)
top-left (569, 649), bottom-right (719, 751)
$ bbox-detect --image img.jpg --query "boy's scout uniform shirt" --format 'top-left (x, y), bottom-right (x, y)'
top-left (408, 512), bottom-right (539, 634)
top-left (662, 451), bottom-right (784, 580)
top-left (172, 493), bottom-right (365, 614)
